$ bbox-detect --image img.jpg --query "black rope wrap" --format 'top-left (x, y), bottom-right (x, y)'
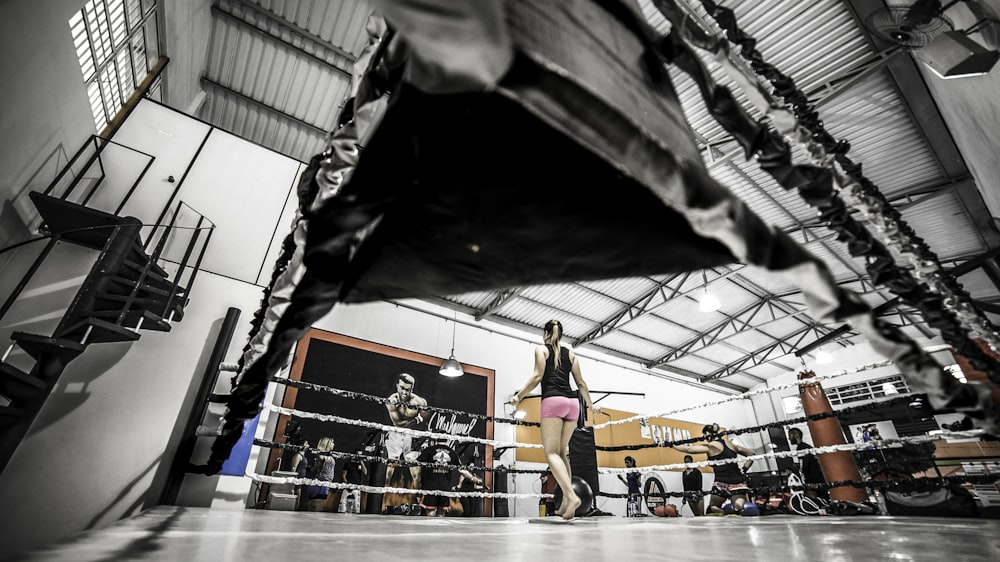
top-left (599, 474), bottom-right (999, 500)
top-left (274, 377), bottom-right (541, 426)
top-left (595, 394), bottom-right (926, 452)
top-left (254, 438), bottom-right (547, 475)
top-left (665, 0), bottom-right (1000, 384)
top-left (233, 152), bottom-right (324, 382)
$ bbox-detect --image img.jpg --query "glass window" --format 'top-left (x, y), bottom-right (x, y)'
top-left (69, 0), bottom-right (158, 131)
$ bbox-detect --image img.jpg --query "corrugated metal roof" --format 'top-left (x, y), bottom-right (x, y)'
top-left (179, 0), bottom-right (1000, 392)
top-left (903, 189), bottom-right (987, 258)
top-left (199, 0), bottom-right (364, 162)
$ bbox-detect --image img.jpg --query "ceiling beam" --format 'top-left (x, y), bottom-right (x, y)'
top-left (211, 4), bottom-right (352, 78)
top-left (474, 287), bottom-right (524, 321)
top-left (889, 175), bottom-right (975, 209)
top-left (652, 297), bottom-right (781, 365)
top-left (806, 46), bottom-right (905, 107)
top-left (570, 268), bottom-right (798, 368)
top-left (199, 76), bottom-right (330, 136)
top-left (573, 272), bottom-right (688, 346)
top-left (794, 296), bottom-right (900, 358)
top-left (222, 0), bottom-right (357, 63)
top-left (647, 364), bottom-right (749, 393)
top-left (701, 322), bottom-right (828, 382)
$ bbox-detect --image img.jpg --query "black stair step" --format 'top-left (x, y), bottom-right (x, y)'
top-left (93, 294), bottom-right (186, 323)
top-left (119, 258), bottom-right (170, 282)
top-left (107, 274), bottom-right (177, 297)
top-left (10, 332), bottom-right (86, 364)
top-left (113, 259), bottom-right (172, 282)
top-left (96, 291), bottom-right (181, 309)
top-left (126, 242), bottom-right (169, 277)
top-left (77, 309), bottom-right (171, 332)
top-left (56, 317), bottom-right (142, 344)
top-left (0, 363), bottom-right (47, 404)
top-left (29, 192), bottom-right (142, 251)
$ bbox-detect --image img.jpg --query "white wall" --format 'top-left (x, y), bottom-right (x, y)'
top-left (0, 98), bottom-right (301, 556)
top-left (161, 0), bottom-right (214, 112)
top-left (0, 0), bottom-right (98, 251)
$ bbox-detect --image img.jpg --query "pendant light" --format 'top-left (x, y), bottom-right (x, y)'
top-left (439, 313), bottom-right (464, 377)
top-left (698, 269), bottom-right (721, 312)
top-left (815, 347), bottom-right (833, 364)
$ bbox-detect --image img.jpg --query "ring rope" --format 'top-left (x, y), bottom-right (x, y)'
top-left (249, 471), bottom-right (549, 500)
top-left (596, 394), bottom-right (942, 451)
top-left (591, 349), bottom-right (949, 430)
top-left (267, 378), bottom-right (958, 460)
top-left (254, 438), bottom-right (550, 475)
top-left (257, 396), bottom-right (990, 505)
top-left (598, 428), bottom-right (986, 473)
top-left (264, 402), bottom-right (541, 450)
top-left (599, 472), bottom-right (1000, 501)
top-left (273, 376), bottom-right (540, 426)
top-left (592, 353), bottom-right (949, 431)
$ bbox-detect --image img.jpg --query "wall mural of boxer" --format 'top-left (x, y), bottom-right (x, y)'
top-left (272, 328), bottom-right (495, 514)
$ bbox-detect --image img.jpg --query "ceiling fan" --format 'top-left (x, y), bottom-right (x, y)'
top-left (865, 1), bottom-right (999, 78)
top-left (864, 0), bottom-right (955, 48)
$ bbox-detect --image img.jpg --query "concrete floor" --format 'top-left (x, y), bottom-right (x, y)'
top-left (15, 506), bottom-right (1000, 561)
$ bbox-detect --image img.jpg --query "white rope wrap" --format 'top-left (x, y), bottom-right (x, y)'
top-left (598, 428), bottom-right (987, 474)
top-left (264, 403), bottom-right (541, 449)
top-left (250, 471), bottom-right (550, 499)
top-left (591, 345), bottom-right (952, 430)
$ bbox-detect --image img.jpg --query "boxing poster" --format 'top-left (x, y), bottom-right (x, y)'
top-left (272, 328), bottom-right (495, 513)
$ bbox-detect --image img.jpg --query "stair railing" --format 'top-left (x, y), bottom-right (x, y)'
top-left (110, 201), bottom-right (215, 327)
top-left (41, 134), bottom-right (156, 213)
top-left (157, 203), bottom-right (215, 322)
top-left (1, 134), bottom-right (158, 326)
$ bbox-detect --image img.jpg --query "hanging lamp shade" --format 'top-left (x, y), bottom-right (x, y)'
top-left (439, 354), bottom-right (464, 377)
top-left (440, 315), bottom-right (464, 377)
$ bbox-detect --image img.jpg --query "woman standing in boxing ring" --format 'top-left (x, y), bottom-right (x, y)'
top-left (511, 319), bottom-right (600, 520)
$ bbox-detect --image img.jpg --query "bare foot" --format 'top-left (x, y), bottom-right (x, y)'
top-left (560, 494), bottom-right (581, 520)
top-left (555, 500), bottom-right (567, 517)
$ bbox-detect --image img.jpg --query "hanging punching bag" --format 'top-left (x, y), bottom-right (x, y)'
top-left (798, 371), bottom-right (867, 502)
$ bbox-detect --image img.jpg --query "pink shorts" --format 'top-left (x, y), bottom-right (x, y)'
top-left (539, 396), bottom-right (579, 421)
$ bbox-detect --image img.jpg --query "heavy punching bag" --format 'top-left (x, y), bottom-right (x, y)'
top-left (799, 371), bottom-right (867, 502)
top-left (567, 396), bottom-right (600, 512)
top-left (568, 426), bottom-right (600, 504)
top-left (493, 466), bottom-right (510, 517)
top-left (364, 434), bottom-right (387, 514)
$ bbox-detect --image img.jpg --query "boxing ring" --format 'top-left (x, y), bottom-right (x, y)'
top-left (19, 357), bottom-right (1000, 560)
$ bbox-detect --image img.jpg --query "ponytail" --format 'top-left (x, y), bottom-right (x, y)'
top-left (544, 319), bottom-right (563, 369)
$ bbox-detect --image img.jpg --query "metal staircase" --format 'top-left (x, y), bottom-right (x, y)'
top-left (0, 134), bottom-right (213, 475)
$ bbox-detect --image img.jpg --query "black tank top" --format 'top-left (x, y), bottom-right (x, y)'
top-left (541, 346), bottom-right (575, 399)
top-left (707, 439), bottom-right (744, 484)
